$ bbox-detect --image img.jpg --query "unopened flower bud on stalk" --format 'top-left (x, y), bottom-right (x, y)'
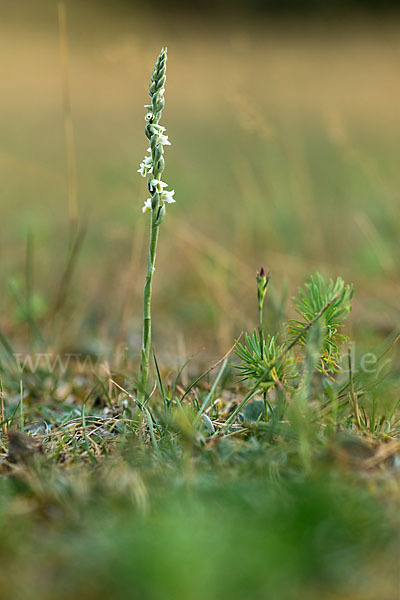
top-left (256, 266), bottom-right (270, 311)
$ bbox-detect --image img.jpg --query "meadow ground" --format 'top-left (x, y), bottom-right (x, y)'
top-left (0, 3), bottom-right (399, 598)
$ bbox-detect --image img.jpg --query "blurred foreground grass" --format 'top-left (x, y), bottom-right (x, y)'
top-left (0, 439), bottom-right (398, 600)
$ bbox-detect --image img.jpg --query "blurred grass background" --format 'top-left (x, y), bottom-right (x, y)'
top-left (1, 0), bottom-right (399, 363)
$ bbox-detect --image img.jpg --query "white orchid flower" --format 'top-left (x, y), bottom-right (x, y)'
top-left (142, 198), bottom-right (152, 213)
top-left (161, 189), bottom-right (175, 204)
top-left (137, 155), bottom-right (153, 177)
top-left (149, 179), bottom-right (168, 193)
top-left (157, 132), bottom-right (171, 146)
top-left (149, 124), bottom-right (166, 134)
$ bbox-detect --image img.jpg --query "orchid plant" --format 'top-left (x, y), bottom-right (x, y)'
top-left (137, 48), bottom-right (175, 402)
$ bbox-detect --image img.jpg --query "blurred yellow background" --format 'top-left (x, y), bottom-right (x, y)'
top-left (1, 0), bottom-right (399, 362)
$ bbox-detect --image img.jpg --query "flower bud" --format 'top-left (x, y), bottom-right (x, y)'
top-left (256, 267), bottom-right (270, 309)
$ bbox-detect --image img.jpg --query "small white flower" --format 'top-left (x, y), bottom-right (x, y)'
top-left (149, 179), bottom-right (168, 193)
top-left (157, 132), bottom-right (171, 146)
top-left (142, 198), bottom-right (152, 213)
top-left (149, 124), bottom-right (166, 134)
top-left (145, 112), bottom-right (154, 122)
top-left (147, 125), bottom-right (171, 146)
top-left (161, 189), bottom-right (175, 204)
top-left (137, 155), bottom-right (153, 177)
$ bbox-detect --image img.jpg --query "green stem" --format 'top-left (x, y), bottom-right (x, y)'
top-left (139, 210), bottom-right (159, 401)
top-left (258, 301), bottom-right (269, 420)
top-left (258, 304), bottom-right (264, 359)
top-left (258, 305), bottom-right (268, 420)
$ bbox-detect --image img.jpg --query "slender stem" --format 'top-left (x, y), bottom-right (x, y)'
top-left (348, 348), bottom-right (361, 429)
top-left (0, 379), bottom-right (6, 438)
top-left (258, 304), bottom-right (264, 359)
top-left (258, 303), bottom-right (268, 421)
top-left (139, 211), bottom-right (159, 401)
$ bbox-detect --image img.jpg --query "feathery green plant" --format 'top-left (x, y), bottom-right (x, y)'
top-left (287, 274), bottom-right (353, 373)
top-left (235, 268), bottom-right (295, 394)
top-left (235, 331), bottom-right (290, 390)
top-left (234, 271), bottom-right (353, 416)
top-left (137, 48), bottom-right (175, 402)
